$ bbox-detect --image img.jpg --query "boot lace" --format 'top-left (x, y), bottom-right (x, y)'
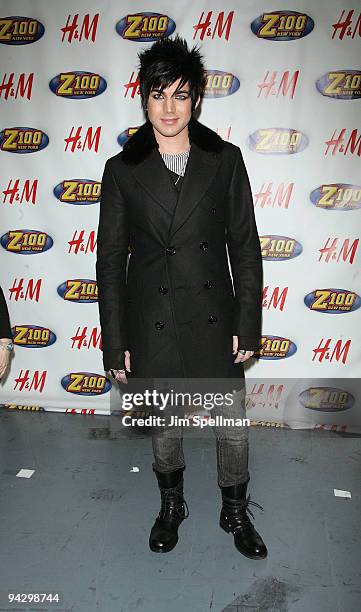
top-left (242, 493), bottom-right (264, 521)
top-left (226, 493), bottom-right (264, 530)
top-left (159, 484), bottom-right (190, 519)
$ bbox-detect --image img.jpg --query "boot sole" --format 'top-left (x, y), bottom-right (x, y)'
top-left (219, 519), bottom-right (267, 560)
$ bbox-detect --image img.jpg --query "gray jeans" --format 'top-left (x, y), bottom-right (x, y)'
top-left (151, 387), bottom-right (249, 487)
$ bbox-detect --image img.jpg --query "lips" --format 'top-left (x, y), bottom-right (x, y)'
top-left (161, 118), bottom-right (178, 124)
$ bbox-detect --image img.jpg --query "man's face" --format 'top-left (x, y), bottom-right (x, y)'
top-left (146, 77), bottom-right (200, 139)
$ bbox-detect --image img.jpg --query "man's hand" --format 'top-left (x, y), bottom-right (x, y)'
top-left (232, 336), bottom-right (254, 363)
top-left (107, 350), bottom-right (131, 385)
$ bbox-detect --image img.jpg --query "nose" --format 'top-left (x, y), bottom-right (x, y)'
top-left (164, 96), bottom-right (175, 114)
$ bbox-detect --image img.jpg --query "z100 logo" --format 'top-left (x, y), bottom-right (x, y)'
top-left (1, 230), bottom-right (53, 253)
top-left (304, 289), bottom-right (361, 313)
top-left (299, 387), bottom-right (354, 412)
top-left (251, 11), bottom-right (314, 40)
top-left (0, 127), bottom-right (49, 153)
top-left (316, 70), bottom-right (361, 100)
top-left (116, 13), bottom-right (175, 41)
top-left (61, 372), bottom-right (111, 395)
top-left (49, 72), bottom-right (107, 99)
top-left (310, 184), bottom-right (361, 210)
top-left (256, 335), bottom-right (297, 359)
top-left (57, 280), bottom-right (98, 303)
top-left (249, 128), bottom-right (308, 154)
top-left (12, 325), bottom-right (56, 348)
top-left (203, 70), bottom-right (239, 98)
top-left (54, 179), bottom-right (101, 205)
top-left (260, 235), bottom-right (302, 260)
top-left (0, 16), bottom-right (44, 44)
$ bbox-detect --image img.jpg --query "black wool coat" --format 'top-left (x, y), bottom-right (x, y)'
top-left (95, 116), bottom-right (263, 392)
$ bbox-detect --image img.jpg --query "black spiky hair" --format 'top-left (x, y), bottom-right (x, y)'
top-left (137, 34), bottom-right (207, 112)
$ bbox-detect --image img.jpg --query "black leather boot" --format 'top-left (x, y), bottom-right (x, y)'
top-left (149, 467), bottom-right (189, 553)
top-left (219, 480), bottom-right (267, 559)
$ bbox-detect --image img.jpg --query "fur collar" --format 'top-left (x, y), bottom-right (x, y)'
top-left (122, 115), bottom-right (224, 164)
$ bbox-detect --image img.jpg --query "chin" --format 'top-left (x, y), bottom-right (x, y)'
top-left (159, 127), bottom-right (182, 137)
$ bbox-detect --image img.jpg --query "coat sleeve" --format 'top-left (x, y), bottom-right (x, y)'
top-left (225, 146), bottom-right (263, 351)
top-left (95, 159), bottom-right (129, 371)
top-left (0, 285), bottom-right (12, 339)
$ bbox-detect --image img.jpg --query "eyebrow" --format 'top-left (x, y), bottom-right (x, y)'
top-left (151, 88), bottom-right (190, 95)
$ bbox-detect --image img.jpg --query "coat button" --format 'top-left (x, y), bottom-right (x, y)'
top-left (200, 241), bottom-right (208, 251)
top-left (211, 207), bottom-right (216, 214)
top-left (158, 285), bottom-right (168, 294)
top-left (166, 246), bottom-right (176, 255)
top-left (208, 315), bottom-right (217, 323)
top-left (155, 321), bottom-right (165, 330)
top-left (204, 280), bottom-right (213, 289)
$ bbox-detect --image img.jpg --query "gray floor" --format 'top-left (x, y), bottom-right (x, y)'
top-left (0, 408), bottom-right (360, 612)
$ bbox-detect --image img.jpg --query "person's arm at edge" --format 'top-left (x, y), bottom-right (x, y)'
top-left (225, 145), bottom-right (263, 353)
top-left (95, 158), bottom-right (129, 372)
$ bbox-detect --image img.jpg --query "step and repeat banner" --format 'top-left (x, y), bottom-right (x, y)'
top-left (1, 1), bottom-right (360, 432)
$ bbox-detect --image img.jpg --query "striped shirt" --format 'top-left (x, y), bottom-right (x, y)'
top-left (160, 149), bottom-right (190, 177)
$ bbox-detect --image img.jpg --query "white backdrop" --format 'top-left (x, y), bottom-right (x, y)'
top-left (1, 1), bottom-right (360, 431)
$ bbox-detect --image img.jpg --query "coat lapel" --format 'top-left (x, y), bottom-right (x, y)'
top-left (131, 148), bottom-right (179, 244)
top-left (168, 142), bottom-right (221, 240)
top-left (132, 148), bottom-right (178, 218)
top-left (122, 117), bottom-right (224, 245)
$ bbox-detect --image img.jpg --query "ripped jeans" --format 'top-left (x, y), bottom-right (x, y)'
top-left (151, 386), bottom-right (249, 487)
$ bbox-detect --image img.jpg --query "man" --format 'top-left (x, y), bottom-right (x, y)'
top-left (96, 35), bottom-right (267, 559)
